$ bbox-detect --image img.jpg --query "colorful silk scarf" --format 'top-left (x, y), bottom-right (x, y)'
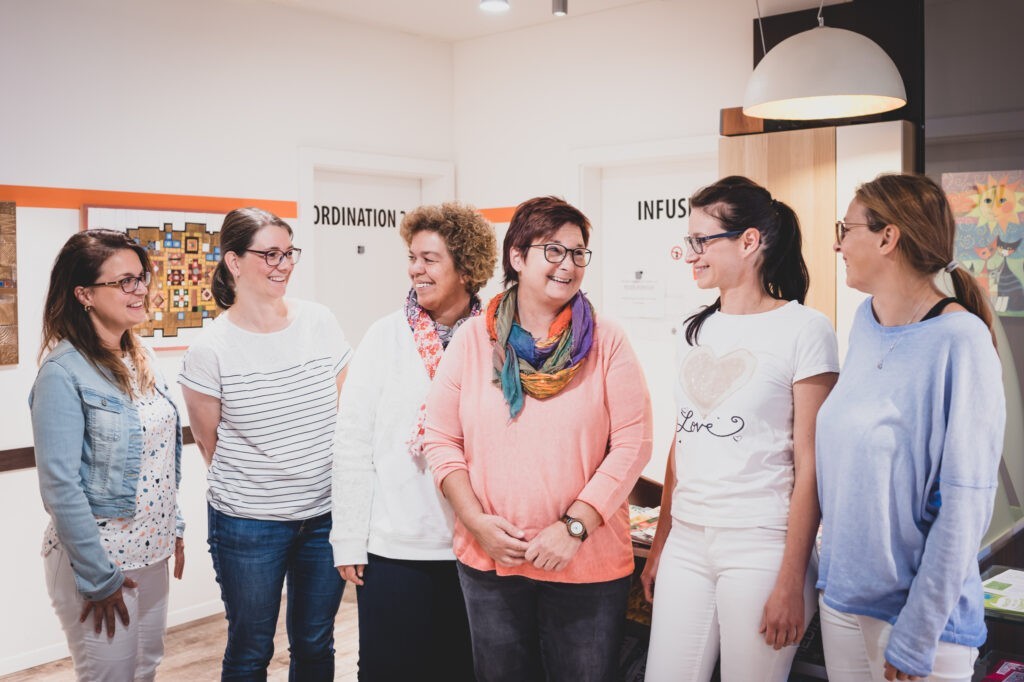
top-left (485, 285), bottom-right (595, 419)
top-left (406, 288), bottom-right (480, 459)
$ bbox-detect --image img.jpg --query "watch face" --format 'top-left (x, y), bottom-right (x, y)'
top-left (569, 520), bottom-right (585, 536)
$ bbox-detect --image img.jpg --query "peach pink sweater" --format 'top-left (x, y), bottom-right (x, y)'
top-left (424, 315), bottom-right (653, 583)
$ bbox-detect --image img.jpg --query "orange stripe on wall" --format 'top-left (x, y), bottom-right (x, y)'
top-left (0, 184), bottom-right (520, 225)
top-left (479, 206), bottom-right (516, 223)
top-left (0, 185), bottom-right (297, 218)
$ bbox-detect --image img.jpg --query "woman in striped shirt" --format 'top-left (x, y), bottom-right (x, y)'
top-left (180, 208), bottom-right (352, 681)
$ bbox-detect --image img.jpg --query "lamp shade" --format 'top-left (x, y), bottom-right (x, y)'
top-left (742, 26), bottom-right (907, 120)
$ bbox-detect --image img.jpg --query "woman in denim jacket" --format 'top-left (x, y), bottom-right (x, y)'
top-left (30, 229), bottom-right (185, 682)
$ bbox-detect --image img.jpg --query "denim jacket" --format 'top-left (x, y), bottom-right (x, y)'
top-left (30, 340), bottom-right (184, 600)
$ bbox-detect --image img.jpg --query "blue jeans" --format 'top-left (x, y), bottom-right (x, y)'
top-left (207, 505), bottom-right (344, 682)
top-left (456, 562), bottom-right (631, 682)
top-left (356, 553), bottom-right (474, 681)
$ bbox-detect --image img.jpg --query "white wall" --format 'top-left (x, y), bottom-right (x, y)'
top-left (0, 0), bottom-right (454, 673)
top-left (0, 0), bottom-right (454, 197)
top-left (452, 1), bottom-right (756, 478)
top-left (10, 0), bottom-right (1014, 672)
top-left (924, 0), bottom-right (1024, 177)
top-left (3, 2), bottom-right (759, 664)
top-left (452, 1), bottom-right (754, 208)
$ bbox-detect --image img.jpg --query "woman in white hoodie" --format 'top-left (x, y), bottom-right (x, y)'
top-left (331, 202), bottom-right (497, 681)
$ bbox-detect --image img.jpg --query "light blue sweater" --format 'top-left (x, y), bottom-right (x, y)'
top-left (816, 299), bottom-right (1005, 678)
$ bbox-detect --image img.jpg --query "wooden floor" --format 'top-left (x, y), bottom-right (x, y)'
top-left (1, 590), bottom-right (359, 681)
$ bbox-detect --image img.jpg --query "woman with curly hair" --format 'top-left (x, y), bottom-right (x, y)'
top-left (331, 202), bottom-right (497, 680)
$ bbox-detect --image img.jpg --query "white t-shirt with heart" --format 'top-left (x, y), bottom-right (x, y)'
top-left (672, 301), bottom-right (838, 528)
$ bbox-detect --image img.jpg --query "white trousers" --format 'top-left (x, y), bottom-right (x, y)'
top-left (645, 521), bottom-right (815, 682)
top-left (818, 599), bottom-right (977, 682)
top-left (44, 547), bottom-right (169, 682)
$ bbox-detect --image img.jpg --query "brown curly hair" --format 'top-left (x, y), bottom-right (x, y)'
top-left (400, 202), bottom-right (497, 296)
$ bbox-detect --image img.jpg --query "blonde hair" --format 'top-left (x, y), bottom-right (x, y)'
top-left (856, 173), bottom-right (995, 345)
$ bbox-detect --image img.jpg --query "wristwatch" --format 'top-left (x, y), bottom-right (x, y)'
top-left (562, 515), bottom-right (588, 542)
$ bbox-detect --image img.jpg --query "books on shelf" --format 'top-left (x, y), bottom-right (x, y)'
top-left (629, 505), bottom-right (659, 546)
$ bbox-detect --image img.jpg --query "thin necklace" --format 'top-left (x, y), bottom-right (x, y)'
top-left (876, 293), bottom-right (931, 370)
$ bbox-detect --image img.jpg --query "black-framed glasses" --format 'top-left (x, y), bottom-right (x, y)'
top-left (529, 243), bottom-right (593, 267)
top-left (87, 271), bottom-right (151, 294)
top-left (245, 248), bottom-right (302, 267)
top-left (834, 220), bottom-right (881, 244)
top-left (683, 230), bottom-right (745, 255)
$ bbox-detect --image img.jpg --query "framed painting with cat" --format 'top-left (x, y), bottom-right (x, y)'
top-left (942, 170), bottom-right (1024, 317)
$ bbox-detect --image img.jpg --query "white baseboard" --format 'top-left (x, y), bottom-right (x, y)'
top-left (0, 601), bottom-right (226, 676)
top-left (167, 599), bottom-right (225, 628)
top-left (0, 643), bottom-right (70, 677)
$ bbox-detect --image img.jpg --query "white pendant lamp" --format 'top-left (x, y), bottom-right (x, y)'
top-left (480, 0), bottom-right (510, 13)
top-left (742, 10), bottom-right (907, 120)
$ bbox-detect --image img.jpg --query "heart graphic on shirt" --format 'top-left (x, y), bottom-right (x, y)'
top-left (680, 347), bottom-right (756, 417)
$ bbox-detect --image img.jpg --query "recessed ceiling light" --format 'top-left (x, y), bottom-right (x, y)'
top-left (480, 0), bottom-right (510, 13)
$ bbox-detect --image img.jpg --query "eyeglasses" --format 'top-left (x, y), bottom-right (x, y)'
top-left (834, 220), bottom-right (879, 244)
top-left (529, 243), bottom-right (593, 267)
top-left (245, 248), bottom-right (302, 267)
top-left (87, 271), bottom-right (152, 294)
top-left (683, 230), bottom-right (746, 255)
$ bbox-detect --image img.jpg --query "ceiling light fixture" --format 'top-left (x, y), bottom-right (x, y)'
top-left (480, 0), bottom-right (510, 13)
top-left (742, 0), bottom-right (907, 120)
top-left (553, 0), bottom-right (567, 16)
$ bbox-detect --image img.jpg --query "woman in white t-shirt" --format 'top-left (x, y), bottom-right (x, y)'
top-left (642, 176), bottom-right (839, 681)
top-left (179, 208), bottom-right (352, 681)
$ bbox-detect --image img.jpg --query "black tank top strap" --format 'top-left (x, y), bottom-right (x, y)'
top-left (921, 297), bottom-right (959, 321)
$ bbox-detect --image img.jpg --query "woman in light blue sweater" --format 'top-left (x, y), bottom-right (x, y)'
top-left (816, 173), bottom-right (1005, 682)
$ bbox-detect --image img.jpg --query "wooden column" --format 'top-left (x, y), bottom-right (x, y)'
top-left (719, 127), bottom-right (838, 325)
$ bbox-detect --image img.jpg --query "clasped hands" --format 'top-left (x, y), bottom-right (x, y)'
top-left (468, 513), bottom-right (581, 571)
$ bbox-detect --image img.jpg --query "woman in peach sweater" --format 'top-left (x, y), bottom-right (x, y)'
top-left (424, 196), bottom-right (653, 682)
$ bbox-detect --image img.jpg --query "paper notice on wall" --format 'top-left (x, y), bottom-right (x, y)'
top-left (610, 268), bottom-right (664, 319)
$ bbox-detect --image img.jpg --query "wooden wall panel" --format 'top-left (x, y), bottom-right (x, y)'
top-left (719, 128), bottom-right (838, 324)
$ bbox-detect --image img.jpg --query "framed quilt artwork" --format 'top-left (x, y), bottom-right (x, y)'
top-left (942, 171), bottom-right (1024, 317)
top-left (83, 206), bottom-right (225, 347)
top-left (0, 202), bottom-right (17, 365)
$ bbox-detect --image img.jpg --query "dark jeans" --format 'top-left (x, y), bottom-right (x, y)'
top-left (355, 553), bottom-right (475, 681)
top-left (456, 561), bottom-right (631, 682)
top-left (207, 505), bottom-right (344, 682)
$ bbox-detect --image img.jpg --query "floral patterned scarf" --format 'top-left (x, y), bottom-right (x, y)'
top-left (406, 288), bottom-right (480, 459)
top-left (485, 285), bottom-right (595, 419)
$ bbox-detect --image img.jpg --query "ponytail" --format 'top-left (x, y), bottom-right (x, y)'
top-left (212, 207), bottom-right (293, 310)
top-left (761, 201), bottom-right (809, 303)
top-left (855, 174), bottom-right (997, 347)
top-left (684, 298), bottom-right (721, 346)
top-left (211, 260), bottom-right (235, 309)
top-left (949, 266), bottom-right (996, 347)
